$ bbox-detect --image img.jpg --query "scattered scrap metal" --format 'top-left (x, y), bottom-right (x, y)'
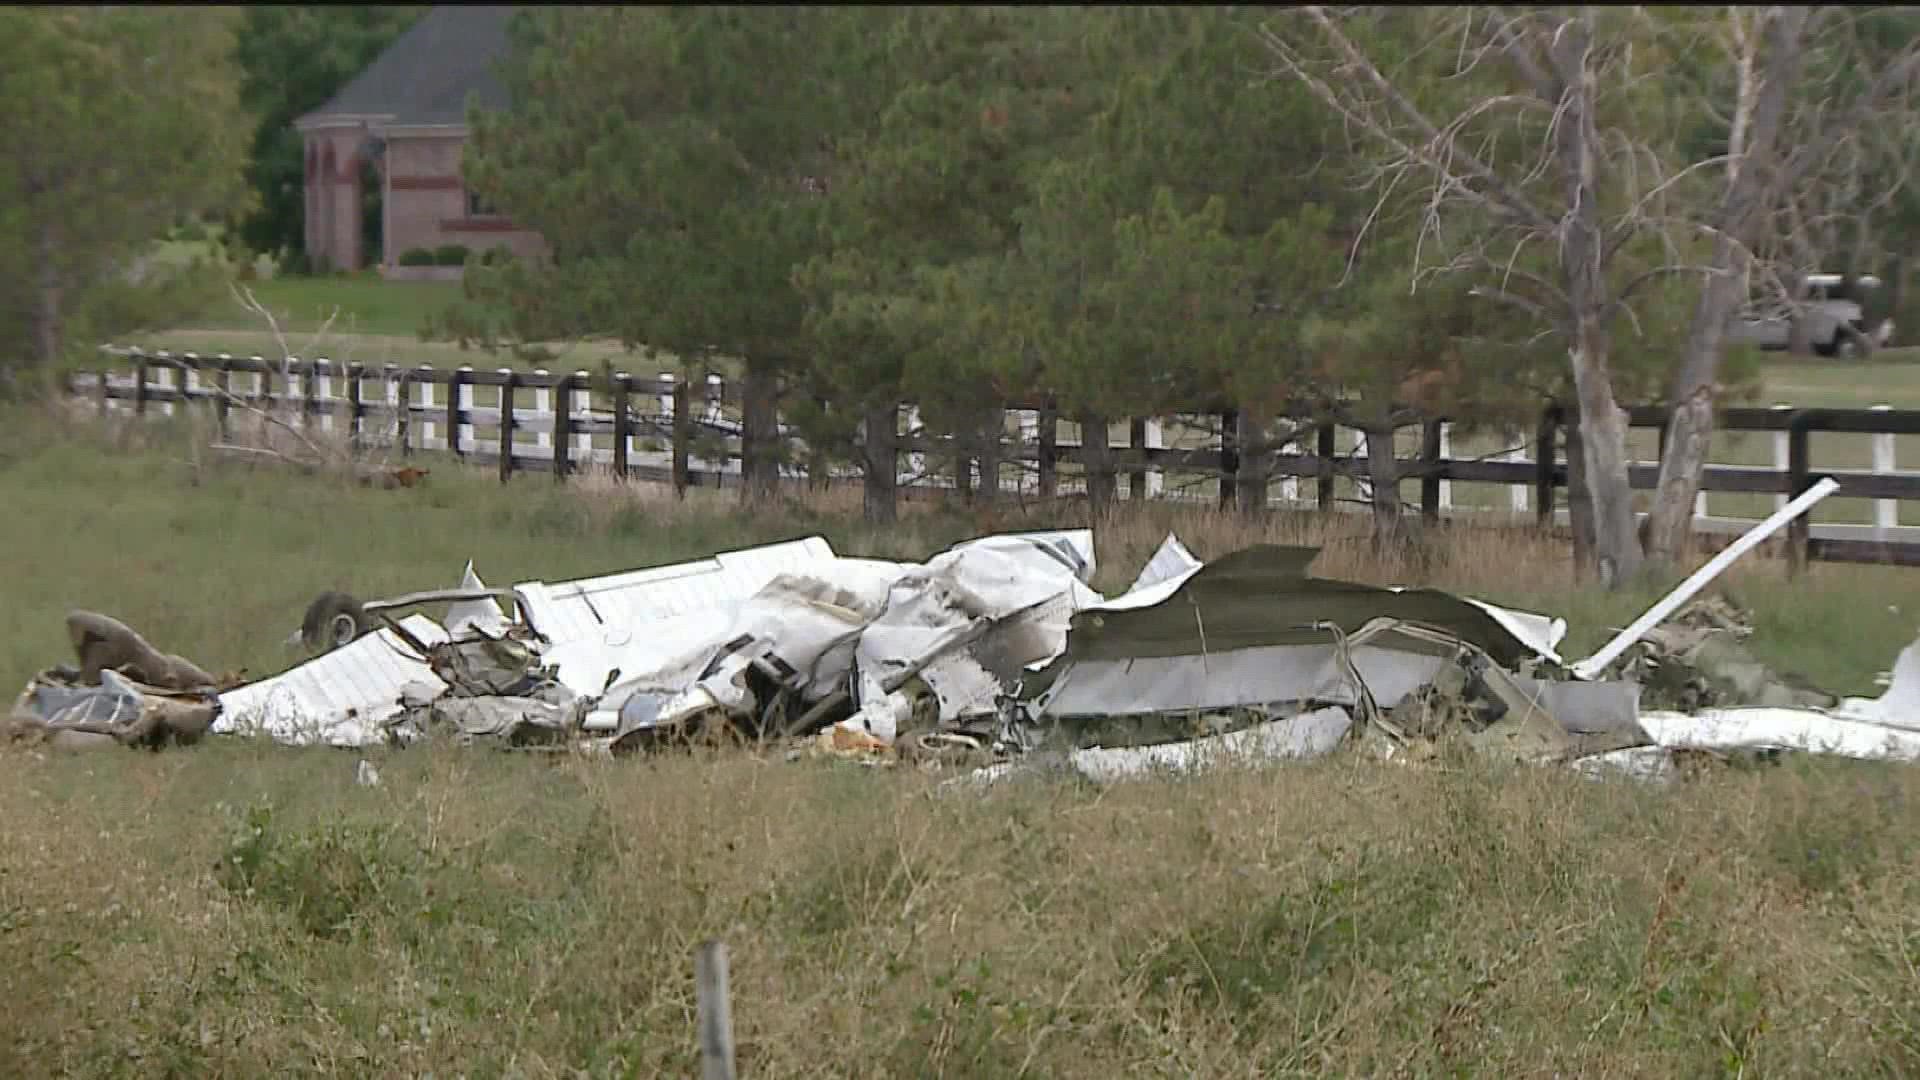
top-left (11, 475), bottom-right (1920, 781)
top-left (6, 613), bottom-right (226, 750)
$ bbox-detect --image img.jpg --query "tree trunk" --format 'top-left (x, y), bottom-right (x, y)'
top-left (739, 359), bottom-right (782, 504)
top-left (1549, 17), bottom-right (1641, 589)
top-left (977, 408), bottom-right (1002, 504)
top-left (1363, 422), bottom-right (1404, 552)
top-left (1647, 238), bottom-right (1748, 564)
top-left (953, 427), bottom-right (974, 503)
top-left (806, 393), bottom-right (832, 493)
top-left (1568, 336), bottom-right (1642, 587)
top-left (1564, 420), bottom-right (1596, 572)
top-left (861, 398), bottom-right (898, 525)
top-left (32, 224), bottom-right (62, 371)
top-left (1236, 406), bottom-right (1272, 517)
top-left (672, 372), bottom-right (692, 498)
top-left (1080, 412), bottom-right (1115, 517)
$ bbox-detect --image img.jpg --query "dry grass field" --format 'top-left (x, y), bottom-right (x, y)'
top-left (7, 398), bottom-right (1920, 1076)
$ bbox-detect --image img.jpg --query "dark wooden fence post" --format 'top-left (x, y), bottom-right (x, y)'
top-left (347, 363), bottom-right (366, 451)
top-left (135, 353), bottom-right (151, 416)
top-left (1219, 407), bottom-right (1240, 509)
top-left (553, 371), bottom-right (575, 481)
top-left (1316, 421), bottom-right (1337, 510)
top-left (1080, 412), bottom-right (1113, 513)
top-left (380, 364), bottom-right (399, 451)
top-left (1420, 418), bottom-right (1444, 523)
top-left (214, 356), bottom-right (233, 439)
top-left (978, 408), bottom-right (1002, 503)
top-left (397, 369), bottom-right (413, 456)
top-left (1038, 398), bottom-right (1059, 499)
top-left (810, 394), bottom-right (833, 493)
top-left (305, 359), bottom-right (322, 427)
top-left (181, 354), bottom-right (200, 416)
top-left (672, 374), bottom-right (692, 496)
top-left (954, 426), bottom-right (975, 501)
top-left (1535, 404), bottom-right (1560, 528)
top-left (1787, 410), bottom-right (1817, 576)
top-left (613, 372), bottom-right (633, 480)
top-left (1129, 417), bottom-right (1149, 501)
top-left (499, 369), bottom-right (520, 483)
top-left (447, 366), bottom-right (467, 458)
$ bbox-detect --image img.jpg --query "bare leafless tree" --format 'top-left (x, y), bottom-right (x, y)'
top-left (1260, 6), bottom-right (1686, 586)
top-left (1262, 6), bottom-right (1920, 581)
top-left (1645, 7), bottom-right (1920, 562)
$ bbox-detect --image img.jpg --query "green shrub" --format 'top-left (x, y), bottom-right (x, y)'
top-left (398, 247), bottom-right (436, 268)
top-left (434, 244), bottom-right (472, 267)
top-left (479, 245), bottom-right (514, 267)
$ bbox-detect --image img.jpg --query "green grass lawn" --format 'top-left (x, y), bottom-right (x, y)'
top-left (196, 273), bottom-right (466, 339)
top-left (7, 404), bottom-right (1920, 1075)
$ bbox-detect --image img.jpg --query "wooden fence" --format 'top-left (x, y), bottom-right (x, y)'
top-left (69, 347), bottom-right (1920, 570)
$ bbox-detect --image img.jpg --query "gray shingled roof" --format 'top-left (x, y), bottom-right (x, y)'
top-left (297, 6), bottom-right (516, 128)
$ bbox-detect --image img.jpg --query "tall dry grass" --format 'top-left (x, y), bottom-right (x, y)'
top-left (7, 401), bottom-right (1920, 1074)
top-left (4, 741), bottom-right (1920, 1076)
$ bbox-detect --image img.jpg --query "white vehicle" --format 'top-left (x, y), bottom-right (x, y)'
top-left (1727, 273), bottom-right (1893, 357)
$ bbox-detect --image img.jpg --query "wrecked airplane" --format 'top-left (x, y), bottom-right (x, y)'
top-left (14, 469), bottom-right (1920, 783)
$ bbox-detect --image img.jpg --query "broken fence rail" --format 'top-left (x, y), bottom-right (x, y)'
top-left (69, 348), bottom-right (1920, 571)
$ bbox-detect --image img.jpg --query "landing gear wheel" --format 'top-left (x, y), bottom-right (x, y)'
top-left (301, 591), bottom-right (371, 652)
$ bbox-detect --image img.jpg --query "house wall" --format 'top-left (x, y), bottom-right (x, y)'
top-left (301, 126), bottom-right (368, 271)
top-left (381, 133), bottom-right (547, 274)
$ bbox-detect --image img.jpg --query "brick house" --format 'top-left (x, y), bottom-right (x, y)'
top-left (294, 5), bottom-right (546, 278)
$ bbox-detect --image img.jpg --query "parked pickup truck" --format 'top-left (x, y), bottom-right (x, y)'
top-left (1726, 273), bottom-right (1893, 357)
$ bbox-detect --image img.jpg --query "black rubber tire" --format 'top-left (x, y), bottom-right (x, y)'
top-left (301, 591), bottom-right (371, 652)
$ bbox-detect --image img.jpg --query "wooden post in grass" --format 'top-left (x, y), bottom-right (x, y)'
top-left (498, 368), bottom-right (519, 482)
top-left (696, 940), bottom-right (737, 1080)
top-left (448, 366), bottom-right (468, 458)
top-left (135, 353), bottom-right (151, 416)
top-left (1316, 421), bottom-right (1337, 511)
top-left (1534, 405), bottom-right (1559, 528)
top-left (1129, 417), bottom-right (1149, 502)
top-left (397, 368), bottom-right (413, 456)
top-left (1218, 407), bottom-right (1240, 509)
top-left (1037, 397), bottom-right (1059, 499)
top-left (215, 356), bottom-right (233, 439)
top-left (673, 373), bottom-right (692, 496)
top-left (1420, 418), bottom-right (1443, 523)
top-left (554, 371), bottom-right (575, 481)
top-left (613, 372), bottom-right (633, 480)
top-left (1787, 410), bottom-right (1816, 577)
top-left (348, 363), bottom-right (366, 451)
top-left (415, 365), bottom-right (436, 451)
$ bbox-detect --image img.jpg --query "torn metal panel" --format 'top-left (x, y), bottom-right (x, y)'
top-left (1573, 746), bottom-right (1678, 784)
top-left (513, 536), bottom-right (839, 648)
top-left (1038, 545), bottom-right (1558, 675)
top-left (1639, 708), bottom-right (1920, 763)
top-left (951, 529), bottom-right (1097, 584)
top-left (1511, 679), bottom-right (1644, 737)
top-left (446, 560), bottom-right (510, 638)
top-left (406, 696), bottom-right (574, 747)
top-left (1036, 643), bottom-right (1451, 719)
top-left (1837, 633), bottom-right (1920, 730)
top-left (1127, 533), bottom-right (1203, 596)
top-left (1065, 707), bottom-right (1355, 781)
top-left (217, 614), bottom-right (450, 746)
top-left (1438, 596), bottom-right (1566, 665)
top-left (855, 538), bottom-right (1103, 719)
